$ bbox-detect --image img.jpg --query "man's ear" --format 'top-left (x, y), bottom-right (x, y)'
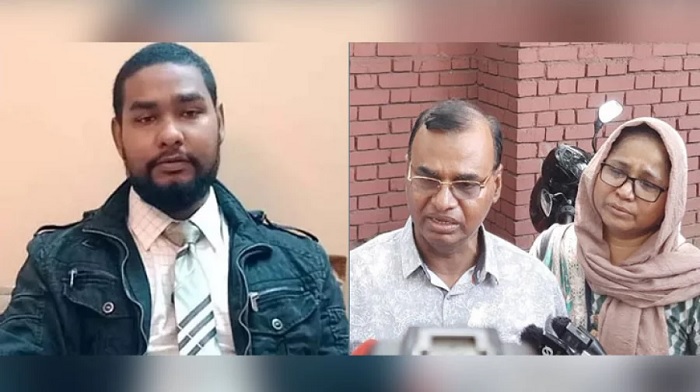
top-left (111, 117), bottom-right (126, 160)
top-left (217, 103), bottom-right (225, 145)
top-left (491, 164), bottom-right (503, 205)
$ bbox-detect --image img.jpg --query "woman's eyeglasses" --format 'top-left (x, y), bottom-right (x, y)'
top-left (599, 163), bottom-right (667, 202)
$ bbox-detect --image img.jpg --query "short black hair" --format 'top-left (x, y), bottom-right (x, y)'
top-left (112, 42), bottom-right (218, 121)
top-left (407, 99), bottom-right (503, 170)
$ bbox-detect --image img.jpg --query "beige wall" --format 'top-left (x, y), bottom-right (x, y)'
top-left (0, 42), bottom-right (348, 288)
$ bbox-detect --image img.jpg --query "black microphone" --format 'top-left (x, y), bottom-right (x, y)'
top-left (550, 317), bottom-right (606, 355)
top-left (520, 324), bottom-right (575, 355)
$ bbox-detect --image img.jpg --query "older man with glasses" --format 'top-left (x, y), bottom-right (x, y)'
top-left (349, 99), bottom-right (567, 352)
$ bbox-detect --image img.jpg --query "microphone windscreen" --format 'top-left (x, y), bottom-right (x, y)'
top-left (351, 339), bottom-right (378, 356)
top-left (550, 317), bottom-right (571, 339)
top-left (520, 324), bottom-right (543, 348)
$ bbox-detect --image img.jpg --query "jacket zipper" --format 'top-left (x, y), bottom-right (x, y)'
top-left (83, 229), bottom-right (148, 351)
top-left (248, 287), bottom-right (302, 312)
top-left (235, 244), bottom-right (269, 355)
top-left (69, 268), bottom-right (77, 288)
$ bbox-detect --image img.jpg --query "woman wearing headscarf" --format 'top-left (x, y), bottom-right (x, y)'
top-left (530, 117), bottom-right (700, 355)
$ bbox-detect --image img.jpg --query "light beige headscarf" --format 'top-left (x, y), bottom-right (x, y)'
top-left (574, 117), bottom-right (700, 355)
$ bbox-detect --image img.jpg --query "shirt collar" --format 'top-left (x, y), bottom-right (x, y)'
top-left (188, 189), bottom-right (224, 252)
top-left (399, 218), bottom-right (424, 279)
top-left (127, 188), bottom-right (174, 251)
top-left (472, 227), bottom-right (500, 285)
top-left (127, 187), bottom-right (223, 252)
top-left (398, 217), bottom-right (500, 285)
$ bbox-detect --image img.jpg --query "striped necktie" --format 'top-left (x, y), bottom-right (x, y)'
top-left (163, 221), bottom-right (222, 355)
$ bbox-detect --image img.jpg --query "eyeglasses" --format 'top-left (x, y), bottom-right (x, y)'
top-left (406, 162), bottom-right (492, 200)
top-left (599, 163), bottom-right (667, 202)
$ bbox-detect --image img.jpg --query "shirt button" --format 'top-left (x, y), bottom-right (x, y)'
top-left (102, 301), bottom-right (115, 315)
top-left (271, 318), bottom-right (284, 331)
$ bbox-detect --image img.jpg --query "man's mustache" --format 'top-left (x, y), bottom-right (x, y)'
top-left (145, 152), bottom-right (202, 172)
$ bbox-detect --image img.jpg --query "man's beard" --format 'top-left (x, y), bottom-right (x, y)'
top-left (127, 152), bottom-right (220, 216)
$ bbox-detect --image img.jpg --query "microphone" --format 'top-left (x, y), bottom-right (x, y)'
top-left (550, 317), bottom-right (606, 355)
top-left (352, 339), bottom-right (378, 355)
top-left (520, 324), bottom-right (576, 355)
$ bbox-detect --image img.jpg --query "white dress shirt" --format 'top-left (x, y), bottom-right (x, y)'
top-left (127, 187), bottom-right (235, 355)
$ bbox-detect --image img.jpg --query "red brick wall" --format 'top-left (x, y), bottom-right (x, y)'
top-left (350, 42), bottom-right (700, 249)
top-left (349, 43), bottom-right (478, 242)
